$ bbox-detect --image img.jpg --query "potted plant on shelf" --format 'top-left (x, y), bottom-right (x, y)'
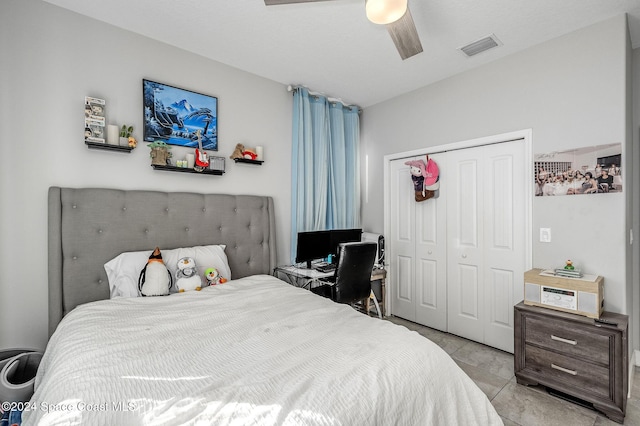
top-left (147, 140), bottom-right (172, 166)
top-left (119, 125), bottom-right (136, 147)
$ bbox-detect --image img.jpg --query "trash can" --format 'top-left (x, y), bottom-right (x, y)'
top-left (0, 350), bottom-right (42, 404)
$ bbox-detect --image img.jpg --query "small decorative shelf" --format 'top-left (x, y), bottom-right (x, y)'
top-left (151, 164), bottom-right (224, 176)
top-left (234, 158), bottom-right (264, 165)
top-left (85, 141), bottom-right (133, 153)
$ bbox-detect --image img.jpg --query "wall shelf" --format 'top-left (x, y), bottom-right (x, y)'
top-left (85, 141), bottom-right (133, 153)
top-left (151, 164), bottom-right (224, 175)
top-left (234, 158), bottom-right (263, 165)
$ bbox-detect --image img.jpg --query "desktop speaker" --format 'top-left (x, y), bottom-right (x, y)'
top-left (362, 232), bottom-right (385, 267)
top-left (524, 282), bottom-right (541, 304)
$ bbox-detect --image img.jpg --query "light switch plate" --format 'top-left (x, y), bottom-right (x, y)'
top-left (540, 228), bottom-right (551, 243)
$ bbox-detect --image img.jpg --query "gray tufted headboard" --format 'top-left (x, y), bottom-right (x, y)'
top-left (48, 187), bottom-right (276, 337)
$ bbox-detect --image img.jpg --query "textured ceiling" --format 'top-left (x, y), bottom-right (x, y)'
top-left (44, 0), bottom-right (640, 107)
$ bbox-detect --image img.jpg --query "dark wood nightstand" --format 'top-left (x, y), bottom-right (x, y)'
top-left (514, 302), bottom-right (628, 423)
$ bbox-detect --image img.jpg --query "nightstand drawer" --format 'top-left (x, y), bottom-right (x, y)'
top-left (525, 315), bottom-right (610, 365)
top-left (525, 345), bottom-right (610, 398)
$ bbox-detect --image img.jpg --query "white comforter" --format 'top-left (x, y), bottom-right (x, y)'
top-left (24, 275), bottom-right (502, 425)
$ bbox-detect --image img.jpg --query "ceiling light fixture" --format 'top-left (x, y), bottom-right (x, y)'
top-left (365, 0), bottom-right (407, 25)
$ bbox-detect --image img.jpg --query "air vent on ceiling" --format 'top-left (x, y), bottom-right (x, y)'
top-left (459, 34), bottom-right (502, 57)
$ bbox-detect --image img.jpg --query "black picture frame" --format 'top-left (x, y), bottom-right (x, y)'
top-left (142, 79), bottom-right (218, 150)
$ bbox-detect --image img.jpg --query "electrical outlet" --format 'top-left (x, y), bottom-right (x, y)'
top-left (540, 228), bottom-right (551, 243)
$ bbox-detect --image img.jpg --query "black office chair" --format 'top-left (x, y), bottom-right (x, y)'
top-left (311, 242), bottom-right (380, 317)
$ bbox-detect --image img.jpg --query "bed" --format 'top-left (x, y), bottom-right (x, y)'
top-left (24, 187), bottom-right (502, 425)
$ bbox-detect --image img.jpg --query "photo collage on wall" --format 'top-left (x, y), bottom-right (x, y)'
top-left (534, 143), bottom-right (622, 197)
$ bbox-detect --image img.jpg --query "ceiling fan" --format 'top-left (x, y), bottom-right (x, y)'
top-left (264, 0), bottom-right (423, 60)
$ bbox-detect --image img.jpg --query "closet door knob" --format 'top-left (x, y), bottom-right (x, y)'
top-left (462, 254), bottom-right (467, 258)
top-left (428, 250), bottom-right (432, 255)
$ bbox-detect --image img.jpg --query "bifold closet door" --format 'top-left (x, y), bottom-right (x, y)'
top-left (390, 158), bottom-right (417, 321)
top-left (389, 156), bottom-right (447, 330)
top-left (446, 141), bottom-right (525, 353)
top-left (414, 153), bottom-right (447, 331)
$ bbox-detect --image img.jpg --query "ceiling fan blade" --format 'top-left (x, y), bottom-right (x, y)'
top-left (264, 0), bottom-right (336, 5)
top-left (386, 7), bottom-right (423, 60)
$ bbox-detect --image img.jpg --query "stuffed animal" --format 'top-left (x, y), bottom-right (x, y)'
top-left (175, 257), bottom-right (203, 292)
top-left (138, 247), bottom-right (172, 296)
top-left (230, 143), bottom-right (245, 160)
top-left (205, 267), bottom-right (220, 286)
top-left (205, 267), bottom-right (228, 285)
top-left (404, 159), bottom-right (434, 202)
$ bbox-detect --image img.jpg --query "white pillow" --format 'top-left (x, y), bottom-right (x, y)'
top-left (104, 245), bottom-right (231, 298)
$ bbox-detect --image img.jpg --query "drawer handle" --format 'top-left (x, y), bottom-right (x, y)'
top-left (551, 363), bottom-right (577, 376)
top-left (551, 335), bottom-right (577, 345)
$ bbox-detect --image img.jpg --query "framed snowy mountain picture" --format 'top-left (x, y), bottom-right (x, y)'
top-left (142, 79), bottom-right (218, 150)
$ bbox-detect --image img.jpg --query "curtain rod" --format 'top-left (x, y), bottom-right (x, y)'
top-left (287, 84), bottom-right (361, 112)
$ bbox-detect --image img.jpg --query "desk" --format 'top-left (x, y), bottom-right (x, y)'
top-left (273, 265), bottom-right (387, 317)
top-left (369, 268), bottom-right (387, 317)
top-left (273, 265), bottom-right (331, 290)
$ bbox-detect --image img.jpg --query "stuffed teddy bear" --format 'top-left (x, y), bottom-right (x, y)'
top-left (175, 257), bottom-right (203, 292)
top-left (230, 143), bottom-right (245, 160)
top-left (205, 267), bottom-right (228, 286)
top-left (404, 159), bottom-right (434, 202)
top-left (138, 247), bottom-right (172, 296)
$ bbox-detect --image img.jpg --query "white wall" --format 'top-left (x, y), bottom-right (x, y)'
top-left (0, 0), bottom-right (292, 350)
top-left (361, 16), bottom-right (631, 332)
top-left (632, 47), bottom-right (640, 359)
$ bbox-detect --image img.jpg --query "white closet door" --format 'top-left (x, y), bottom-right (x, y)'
top-left (390, 158), bottom-right (417, 321)
top-left (446, 148), bottom-right (484, 341)
top-left (482, 141), bottom-right (525, 352)
top-left (447, 141), bottom-right (525, 353)
top-left (414, 153), bottom-right (448, 331)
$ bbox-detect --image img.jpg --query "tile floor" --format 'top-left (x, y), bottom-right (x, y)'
top-left (386, 316), bottom-right (640, 426)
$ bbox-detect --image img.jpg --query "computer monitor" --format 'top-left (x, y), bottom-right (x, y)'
top-left (329, 228), bottom-right (362, 260)
top-left (295, 230), bottom-right (331, 269)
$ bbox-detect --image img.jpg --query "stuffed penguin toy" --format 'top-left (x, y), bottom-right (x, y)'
top-left (175, 257), bottom-right (203, 292)
top-left (205, 267), bottom-right (227, 285)
top-left (205, 267), bottom-right (220, 286)
top-left (138, 247), bottom-right (172, 296)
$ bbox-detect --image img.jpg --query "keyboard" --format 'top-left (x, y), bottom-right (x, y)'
top-left (315, 263), bottom-right (336, 273)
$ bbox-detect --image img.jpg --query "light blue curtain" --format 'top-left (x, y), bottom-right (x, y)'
top-left (291, 87), bottom-right (361, 261)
